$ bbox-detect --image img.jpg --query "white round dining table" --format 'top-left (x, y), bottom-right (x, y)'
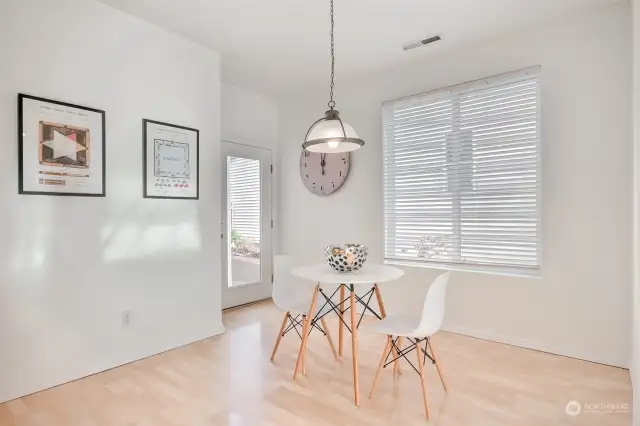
top-left (290, 263), bottom-right (404, 285)
top-left (289, 263), bottom-right (404, 406)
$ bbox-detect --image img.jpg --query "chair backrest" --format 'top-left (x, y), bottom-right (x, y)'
top-left (273, 255), bottom-right (295, 310)
top-left (273, 255), bottom-right (314, 311)
top-left (414, 271), bottom-right (451, 337)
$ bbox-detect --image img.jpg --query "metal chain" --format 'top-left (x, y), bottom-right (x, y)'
top-left (328, 0), bottom-right (336, 110)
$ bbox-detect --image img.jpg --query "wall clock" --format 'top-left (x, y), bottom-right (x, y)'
top-left (300, 150), bottom-right (350, 195)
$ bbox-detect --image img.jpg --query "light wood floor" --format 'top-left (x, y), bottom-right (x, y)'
top-left (0, 301), bottom-right (632, 425)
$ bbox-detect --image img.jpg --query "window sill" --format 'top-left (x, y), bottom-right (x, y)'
top-left (383, 259), bottom-right (542, 279)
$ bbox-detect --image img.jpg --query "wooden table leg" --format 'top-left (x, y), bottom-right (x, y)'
top-left (350, 284), bottom-right (360, 406)
top-left (338, 284), bottom-right (345, 357)
top-left (302, 337), bottom-right (307, 375)
top-left (374, 284), bottom-right (400, 376)
top-left (294, 284), bottom-right (319, 380)
top-left (373, 284), bottom-right (387, 317)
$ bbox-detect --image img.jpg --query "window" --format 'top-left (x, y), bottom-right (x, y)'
top-left (383, 67), bottom-right (541, 275)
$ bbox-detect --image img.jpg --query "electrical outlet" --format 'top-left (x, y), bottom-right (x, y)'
top-left (121, 310), bottom-right (132, 327)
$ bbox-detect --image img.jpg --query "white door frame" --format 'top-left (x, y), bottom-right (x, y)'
top-left (221, 141), bottom-right (273, 309)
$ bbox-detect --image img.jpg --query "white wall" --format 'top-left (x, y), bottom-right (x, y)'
top-left (222, 83), bottom-right (279, 150)
top-left (278, 2), bottom-right (632, 367)
top-left (0, 0), bottom-right (222, 403)
top-left (633, 0), bottom-right (640, 421)
top-left (221, 83), bottom-right (280, 254)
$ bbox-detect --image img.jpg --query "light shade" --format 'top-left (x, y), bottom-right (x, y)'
top-left (302, 110), bottom-right (364, 153)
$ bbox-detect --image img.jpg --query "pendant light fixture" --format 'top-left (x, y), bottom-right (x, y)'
top-left (302, 0), bottom-right (364, 154)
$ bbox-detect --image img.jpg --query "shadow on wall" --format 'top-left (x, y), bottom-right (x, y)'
top-left (100, 201), bottom-right (202, 263)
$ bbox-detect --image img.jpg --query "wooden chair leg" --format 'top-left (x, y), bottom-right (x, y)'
top-left (390, 337), bottom-right (401, 377)
top-left (369, 335), bottom-right (392, 400)
top-left (321, 317), bottom-right (339, 360)
top-left (270, 311), bottom-right (289, 362)
top-left (294, 285), bottom-right (319, 379)
top-left (338, 284), bottom-right (345, 356)
top-left (394, 337), bottom-right (404, 376)
top-left (350, 286), bottom-right (360, 406)
top-left (415, 339), bottom-right (431, 420)
top-left (428, 336), bottom-right (448, 392)
top-left (374, 284), bottom-right (401, 375)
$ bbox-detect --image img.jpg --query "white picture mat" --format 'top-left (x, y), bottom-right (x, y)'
top-left (145, 121), bottom-right (198, 198)
top-left (21, 97), bottom-right (104, 194)
top-left (154, 140), bottom-right (189, 178)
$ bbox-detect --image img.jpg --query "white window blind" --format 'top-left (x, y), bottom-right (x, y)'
top-left (229, 157), bottom-right (261, 244)
top-left (383, 67), bottom-right (541, 274)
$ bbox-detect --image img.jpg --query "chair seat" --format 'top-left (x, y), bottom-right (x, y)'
top-left (288, 300), bottom-right (312, 315)
top-left (363, 314), bottom-right (425, 337)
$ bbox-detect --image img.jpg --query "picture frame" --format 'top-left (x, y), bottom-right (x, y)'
top-left (18, 94), bottom-right (106, 197)
top-left (142, 119), bottom-right (199, 200)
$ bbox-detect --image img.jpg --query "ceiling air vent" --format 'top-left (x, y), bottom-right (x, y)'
top-left (403, 35), bottom-right (442, 51)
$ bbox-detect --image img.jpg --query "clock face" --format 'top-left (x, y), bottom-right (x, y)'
top-left (300, 150), bottom-right (350, 195)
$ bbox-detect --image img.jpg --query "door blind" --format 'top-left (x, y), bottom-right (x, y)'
top-left (383, 67), bottom-right (541, 273)
top-left (229, 157), bottom-right (261, 244)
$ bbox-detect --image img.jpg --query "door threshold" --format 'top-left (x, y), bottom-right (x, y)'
top-left (222, 297), bottom-right (273, 312)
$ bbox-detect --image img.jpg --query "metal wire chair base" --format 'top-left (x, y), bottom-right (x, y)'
top-left (382, 336), bottom-right (436, 376)
top-left (281, 313), bottom-right (327, 340)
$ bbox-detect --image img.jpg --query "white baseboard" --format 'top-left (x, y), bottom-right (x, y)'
top-left (442, 325), bottom-right (627, 369)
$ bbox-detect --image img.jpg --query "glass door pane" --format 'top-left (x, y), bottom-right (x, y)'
top-left (228, 156), bottom-right (261, 286)
top-left (221, 141), bottom-right (272, 310)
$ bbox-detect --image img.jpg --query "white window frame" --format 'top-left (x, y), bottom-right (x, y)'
top-left (382, 67), bottom-right (542, 277)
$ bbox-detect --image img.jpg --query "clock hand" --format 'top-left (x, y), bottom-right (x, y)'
top-left (320, 153), bottom-right (326, 175)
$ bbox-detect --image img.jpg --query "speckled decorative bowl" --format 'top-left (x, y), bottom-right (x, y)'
top-left (325, 244), bottom-right (368, 273)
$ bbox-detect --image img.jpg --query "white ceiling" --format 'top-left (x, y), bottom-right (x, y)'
top-left (98, 0), bottom-right (615, 95)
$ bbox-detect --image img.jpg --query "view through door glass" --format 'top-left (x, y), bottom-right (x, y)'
top-left (228, 156), bottom-right (261, 286)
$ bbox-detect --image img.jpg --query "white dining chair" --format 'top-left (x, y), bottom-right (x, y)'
top-left (366, 271), bottom-right (451, 420)
top-left (270, 255), bottom-right (338, 370)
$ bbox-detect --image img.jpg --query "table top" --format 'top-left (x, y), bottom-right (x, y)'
top-left (290, 263), bottom-right (404, 284)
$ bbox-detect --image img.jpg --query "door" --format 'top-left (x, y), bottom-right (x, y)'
top-left (221, 141), bottom-right (273, 309)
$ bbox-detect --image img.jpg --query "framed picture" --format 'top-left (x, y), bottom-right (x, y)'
top-left (143, 119), bottom-right (199, 200)
top-left (18, 94), bottom-right (106, 196)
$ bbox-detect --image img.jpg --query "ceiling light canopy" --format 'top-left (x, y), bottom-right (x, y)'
top-left (302, 0), bottom-right (364, 154)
